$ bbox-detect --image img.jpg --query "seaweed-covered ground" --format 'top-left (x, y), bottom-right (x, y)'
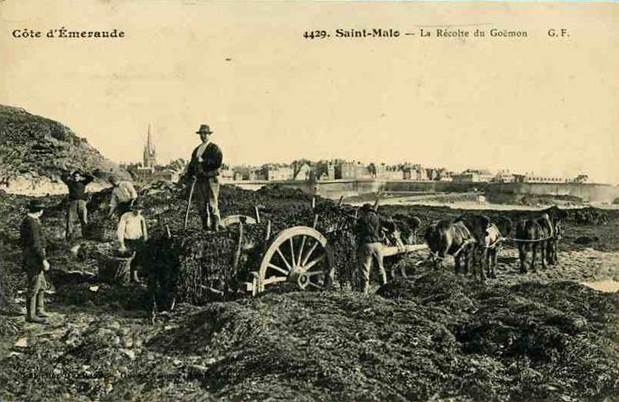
top-left (1, 184), bottom-right (618, 401)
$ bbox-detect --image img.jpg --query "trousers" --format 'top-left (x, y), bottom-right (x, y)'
top-left (125, 238), bottom-right (145, 281)
top-left (194, 177), bottom-right (221, 230)
top-left (66, 199), bottom-right (88, 240)
top-left (26, 270), bottom-right (47, 319)
top-left (357, 242), bottom-right (387, 294)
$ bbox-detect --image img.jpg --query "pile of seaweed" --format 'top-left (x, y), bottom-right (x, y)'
top-left (142, 271), bottom-right (618, 402)
top-left (0, 267), bottom-right (617, 401)
top-left (145, 225), bottom-right (268, 307)
top-left (0, 105), bottom-right (128, 182)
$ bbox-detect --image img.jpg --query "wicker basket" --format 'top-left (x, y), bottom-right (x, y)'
top-left (98, 252), bottom-right (136, 285)
top-left (84, 222), bottom-right (115, 242)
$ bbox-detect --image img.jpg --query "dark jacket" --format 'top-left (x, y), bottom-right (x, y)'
top-left (20, 216), bottom-right (47, 271)
top-left (187, 142), bottom-right (223, 178)
top-left (61, 173), bottom-right (94, 201)
top-left (355, 210), bottom-right (384, 244)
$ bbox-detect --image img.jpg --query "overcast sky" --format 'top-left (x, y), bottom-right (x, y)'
top-left (1, 1), bottom-right (618, 183)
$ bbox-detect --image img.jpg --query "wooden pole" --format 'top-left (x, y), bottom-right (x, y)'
top-left (254, 206), bottom-right (261, 224)
top-left (184, 179), bottom-right (197, 230)
top-left (265, 220), bottom-right (272, 241)
top-left (373, 194), bottom-right (380, 210)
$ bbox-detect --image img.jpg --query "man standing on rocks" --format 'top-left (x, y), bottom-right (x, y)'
top-left (108, 176), bottom-right (138, 219)
top-left (61, 170), bottom-right (94, 240)
top-left (117, 200), bottom-right (148, 284)
top-left (20, 200), bottom-right (51, 324)
top-left (355, 203), bottom-right (387, 294)
top-left (186, 124), bottom-right (223, 231)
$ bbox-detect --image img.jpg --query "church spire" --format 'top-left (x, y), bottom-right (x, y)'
top-left (147, 124), bottom-right (152, 150)
top-left (143, 124), bottom-right (157, 168)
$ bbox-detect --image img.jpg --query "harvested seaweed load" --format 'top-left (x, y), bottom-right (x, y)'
top-left (145, 223), bottom-right (272, 307)
top-left (140, 183), bottom-right (430, 306)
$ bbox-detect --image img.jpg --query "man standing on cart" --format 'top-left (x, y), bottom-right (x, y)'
top-left (186, 123), bottom-right (223, 231)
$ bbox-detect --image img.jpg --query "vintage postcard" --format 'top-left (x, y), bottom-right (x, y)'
top-left (1, 1), bottom-right (618, 401)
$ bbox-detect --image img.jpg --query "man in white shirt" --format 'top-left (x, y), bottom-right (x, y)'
top-left (117, 201), bottom-right (148, 283)
top-left (108, 176), bottom-right (138, 218)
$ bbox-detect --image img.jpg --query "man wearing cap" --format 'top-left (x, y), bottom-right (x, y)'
top-left (20, 200), bottom-right (51, 323)
top-left (186, 124), bottom-right (223, 231)
top-left (61, 170), bottom-right (94, 240)
top-left (108, 176), bottom-right (138, 219)
top-left (355, 203), bottom-right (387, 294)
top-left (117, 200), bottom-right (148, 283)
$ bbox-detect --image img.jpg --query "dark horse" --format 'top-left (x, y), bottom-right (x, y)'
top-left (515, 214), bottom-right (551, 273)
top-left (541, 206), bottom-right (567, 265)
top-left (424, 220), bottom-right (475, 276)
top-left (455, 214), bottom-right (510, 281)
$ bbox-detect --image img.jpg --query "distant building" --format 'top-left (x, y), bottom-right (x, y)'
top-left (249, 169), bottom-right (265, 181)
top-left (453, 169), bottom-right (494, 183)
top-left (513, 173), bottom-right (566, 183)
top-left (371, 163), bottom-right (403, 180)
top-left (426, 168), bottom-right (439, 181)
top-left (315, 161), bottom-right (336, 181)
top-left (356, 162), bottom-right (372, 179)
top-left (153, 168), bottom-right (179, 183)
top-left (233, 170), bottom-right (245, 181)
top-left (400, 164), bottom-right (425, 181)
top-left (437, 169), bottom-right (454, 182)
top-left (334, 161), bottom-right (357, 180)
top-left (294, 163), bottom-right (312, 181)
top-left (493, 169), bottom-right (515, 183)
top-left (261, 164), bottom-right (294, 181)
top-left (220, 165), bottom-right (234, 181)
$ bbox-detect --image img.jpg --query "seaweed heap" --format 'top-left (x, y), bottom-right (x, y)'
top-left (1, 270), bottom-right (616, 402)
top-left (143, 271), bottom-right (618, 402)
top-left (0, 105), bottom-right (129, 191)
top-left (147, 228), bottom-right (242, 307)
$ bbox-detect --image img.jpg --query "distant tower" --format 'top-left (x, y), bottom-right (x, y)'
top-left (143, 124), bottom-right (157, 168)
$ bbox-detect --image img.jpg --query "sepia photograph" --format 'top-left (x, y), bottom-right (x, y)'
top-left (0, 0), bottom-right (618, 401)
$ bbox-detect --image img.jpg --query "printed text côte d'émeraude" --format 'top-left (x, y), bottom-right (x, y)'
top-left (12, 27), bottom-right (125, 39)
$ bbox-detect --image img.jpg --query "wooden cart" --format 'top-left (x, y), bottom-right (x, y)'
top-left (220, 209), bottom-right (428, 296)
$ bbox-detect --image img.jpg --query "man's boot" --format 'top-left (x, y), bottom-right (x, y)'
top-left (212, 215), bottom-right (222, 232)
top-left (35, 291), bottom-right (50, 318)
top-left (131, 269), bottom-right (141, 284)
top-left (26, 295), bottom-right (45, 324)
top-left (200, 213), bottom-right (210, 231)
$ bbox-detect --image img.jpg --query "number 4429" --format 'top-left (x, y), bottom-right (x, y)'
top-left (303, 30), bottom-right (328, 39)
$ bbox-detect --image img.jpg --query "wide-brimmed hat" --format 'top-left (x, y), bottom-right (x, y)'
top-left (196, 124), bottom-right (214, 135)
top-left (130, 200), bottom-right (143, 211)
top-left (27, 199), bottom-right (45, 212)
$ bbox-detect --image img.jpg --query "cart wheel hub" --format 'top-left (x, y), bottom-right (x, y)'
top-left (288, 267), bottom-right (310, 290)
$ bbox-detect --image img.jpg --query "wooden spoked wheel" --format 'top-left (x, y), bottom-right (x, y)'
top-left (221, 215), bottom-right (258, 228)
top-left (256, 226), bottom-right (332, 293)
